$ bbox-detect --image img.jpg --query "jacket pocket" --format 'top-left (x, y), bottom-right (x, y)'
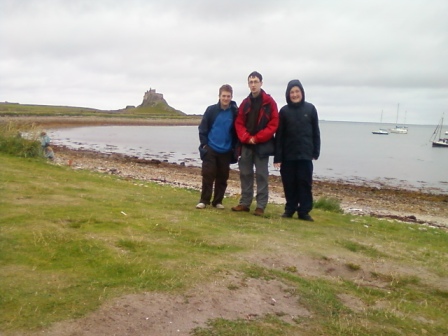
top-left (198, 145), bottom-right (208, 160)
top-left (256, 138), bottom-right (275, 157)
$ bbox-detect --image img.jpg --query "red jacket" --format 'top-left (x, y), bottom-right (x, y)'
top-left (235, 89), bottom-right (279, 145)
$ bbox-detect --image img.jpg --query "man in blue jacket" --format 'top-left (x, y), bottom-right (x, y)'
top-left (196, 84), bottom-right (238, 209)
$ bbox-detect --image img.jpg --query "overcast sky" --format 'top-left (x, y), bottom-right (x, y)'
top-left (1, 0), bottom-right (447, 124)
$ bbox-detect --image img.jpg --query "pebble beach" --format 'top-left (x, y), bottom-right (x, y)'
top-left (7, 115), bottom-right (448, 229)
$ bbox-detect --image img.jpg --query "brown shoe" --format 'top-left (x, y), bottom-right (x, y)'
top-left (253, 208), bottom-right (264, 216)
top-left (231, 204), bottom-right (250, 212)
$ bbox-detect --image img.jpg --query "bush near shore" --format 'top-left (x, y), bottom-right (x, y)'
top-left (0, 121), bottom-right (42, 158)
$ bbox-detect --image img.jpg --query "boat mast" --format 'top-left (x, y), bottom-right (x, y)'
top-left (439, 113), bottom-right (445, 139)
top-left (395, 103), bottom-right (399, 125)
top-left (432, 113), bottom-right (445, 142)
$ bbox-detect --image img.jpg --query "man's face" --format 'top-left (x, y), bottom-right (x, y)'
top-left (219, 90), bottom-right (232, 109)
top-left (289, 86), bottom-right (303, 103)
top-left (248, 76), bottom-right (262, 96)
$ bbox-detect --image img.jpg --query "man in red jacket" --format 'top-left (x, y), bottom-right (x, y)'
top-left (231, 71), bottom-right (279, 216)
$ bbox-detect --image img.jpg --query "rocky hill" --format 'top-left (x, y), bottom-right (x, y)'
top-left (137, 88), bottom-right (185, 115)
top-left (139, 88), bottom-right (167, 107)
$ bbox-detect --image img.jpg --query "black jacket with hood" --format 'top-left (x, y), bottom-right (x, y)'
top-left (274, 79), bottom-right (321, 163)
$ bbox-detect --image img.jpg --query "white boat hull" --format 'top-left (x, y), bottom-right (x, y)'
top-left (432, 139), bottom-right (448, 147)
top-left (431, 114), bottom-right (448, 147)
top-left (389, 127), bottom-right (408, 134)
top-left (372, 130), bottom-right (389, 135)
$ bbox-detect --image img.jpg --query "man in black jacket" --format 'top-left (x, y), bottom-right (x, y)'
top-left (196, 84), bottom-right (238, 209)
top-left (274, 79), bottom-right (321, 221)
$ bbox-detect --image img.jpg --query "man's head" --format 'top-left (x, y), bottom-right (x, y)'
top-left (219, 84), bottom-right (233, 109)
top-left (247, 71), bottom-right (263, 97)
top-left (285, 79), bottom-right (305, 106)
top-left (289, 86), bottom-right (303, 104)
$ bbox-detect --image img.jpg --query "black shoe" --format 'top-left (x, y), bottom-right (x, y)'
top-left (298, 213), bottom-right (314, 222)
top-left (231, 204), bottom-right (250, 212)
top-left (281, 212), bottom-right (294, 218)
top-left (253, 208), bottom-right (264, 216)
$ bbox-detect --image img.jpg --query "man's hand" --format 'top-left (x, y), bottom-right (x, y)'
top-left (248, 137), bottom-right (256, 145)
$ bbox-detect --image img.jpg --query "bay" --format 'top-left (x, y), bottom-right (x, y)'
top-left (49, 121), bottom-right (448, 194)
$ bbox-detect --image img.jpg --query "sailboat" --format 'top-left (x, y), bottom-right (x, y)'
top-left (372, 110), bottom-right (389, 135)
top-left (430, 114), bottom-right (448, 147)
top-left (389, 104), bottom-right (408, 134)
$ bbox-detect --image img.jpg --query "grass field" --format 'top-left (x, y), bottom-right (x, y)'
top-left (1, 153), bottom-right (447, 335)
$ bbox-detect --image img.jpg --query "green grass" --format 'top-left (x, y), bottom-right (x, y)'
top-left (0, 122), bottom-right (43, 158)
top-left (314, 196), bottom-right (344, 213)
top-left (1, 153), bottom-right (448, 335)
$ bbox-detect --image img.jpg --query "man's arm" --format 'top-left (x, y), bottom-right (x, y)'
top-left (234, 101), bottom-right (252, 144)
top-left (198, 107), bottom-right (212, 146)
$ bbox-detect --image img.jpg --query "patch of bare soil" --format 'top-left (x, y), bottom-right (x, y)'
top-left (20, 252), bottom-right (448, 336)
top-left (29, 272), bottom-right (309, 336)
top-left (245, 252), bottom-right (448, 293)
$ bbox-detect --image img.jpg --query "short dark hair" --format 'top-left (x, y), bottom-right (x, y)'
top-left (219, 84), bottom-right (233, 95)
top-left (248, 71), bottom-right (262, 82)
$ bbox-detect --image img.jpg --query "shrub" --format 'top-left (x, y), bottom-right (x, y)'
top-left (313, 197), bottom-right (343, 213)
top-left (0, 122), bottom-right (42, 158)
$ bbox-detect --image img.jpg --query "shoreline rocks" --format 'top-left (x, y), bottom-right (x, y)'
top-left (5, 115), bottom-right (446, 228)
top-left (51, 144), bottom-right (448, 229)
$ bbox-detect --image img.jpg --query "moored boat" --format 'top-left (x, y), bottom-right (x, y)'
top-left (372, 129), bottom-right (389, 135)
top-left (389, 126), bottom-right (408, 134)
top-left (431, 114), bottom-right (448, 148)
top-left (389, 104), bottom-right (408, 134)
top-left (372, 110), bottom-right (389, 135)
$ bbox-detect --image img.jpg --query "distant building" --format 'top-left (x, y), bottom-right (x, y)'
top-left (137, 88), bottom-right (185, 115)
top-left (140, 88), bottom-right (165, 107)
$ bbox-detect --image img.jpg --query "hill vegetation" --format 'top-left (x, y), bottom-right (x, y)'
top-left (0, 101), bottom-right (188, 119)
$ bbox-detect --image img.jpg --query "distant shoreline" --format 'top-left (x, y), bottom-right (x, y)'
top-left (3, 115), bottom-right (448, 227)
top-left (1, 115), bottom-right (201, 128)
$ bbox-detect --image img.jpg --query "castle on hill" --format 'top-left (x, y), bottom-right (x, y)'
top-left (140, 88), bottom-right (166, 107)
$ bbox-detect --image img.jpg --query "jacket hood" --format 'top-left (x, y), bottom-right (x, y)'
top-left (285, 79), bottom-right (305, 107)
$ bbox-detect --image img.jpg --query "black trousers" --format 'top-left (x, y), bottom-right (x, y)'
top-left (280, 160), bottom-right (314, 215)
top-left (199, 146), bottom-right (232, 206)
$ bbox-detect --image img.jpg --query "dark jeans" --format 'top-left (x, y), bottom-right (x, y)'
top-left (280, 160), bottom-right (314, 215)
top-left (199, 146), bottom-right (232, 206)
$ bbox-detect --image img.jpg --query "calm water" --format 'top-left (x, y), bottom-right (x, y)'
top-left (49, 121), bottom-right (448, 194)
